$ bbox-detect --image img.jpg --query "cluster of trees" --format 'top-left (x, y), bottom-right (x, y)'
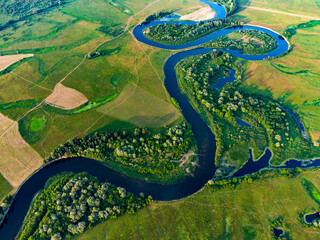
top-left (270, 217), bottom-right (292, 240)
top-left (17, 172), bottom-right (151, 240)
top-left (143, 10), bottom-right (173, 24)
top-left (106, 0), bottom-right (131, 15)
top-left (205, 29), bottom-right (278, 55)
top-left (209, 0), bottom-right (237, 15)
top-left (144, 19), bottom-right (242, 45)
top-left (87, 48), bottom-right (120, 59)
top-left (208, 168), bottom-right (303, 189)
top-left (45, 123), bottom-right (197, 182)
top-left (0, 195), bottom-right (13, 224)
top-left (176, 50), bottom-right (318, 165)
top-left (0, 0), bottom-right (63, 18)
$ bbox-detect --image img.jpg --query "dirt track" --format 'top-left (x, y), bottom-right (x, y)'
top-left (241, 5), bottom-right (320, 20)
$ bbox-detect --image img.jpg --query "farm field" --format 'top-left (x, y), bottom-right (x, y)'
top-left (0, 0), bottom-right (320, 238)
top-left (0, 0), bottom-right (317, 191)
top-left (0, 54), bottom-right (34, 72)
top-left (0, 113), bottom-right (42, 187)
top-left (0, 0), bottom-right (210, 160)
top-left (74, 169), bottom-right (320, 240)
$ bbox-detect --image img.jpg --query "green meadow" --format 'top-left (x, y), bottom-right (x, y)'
top-left (74, 169), bottom-right (320, 240)
top-left (0, 174), bottom-right (12, 201)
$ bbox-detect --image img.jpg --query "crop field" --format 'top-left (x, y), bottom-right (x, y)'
top-left (0, 113), bottom-right (42, 187)
top-left (45, 83), bottom-right (88, 109)
top-left (0, 54), bottom-right (34, 72)
top-left (74, 170), bottom-right (320, 240)
top-left (0, 0), bottom-right (211, 158)
top-left (0, 0), bottom-right (319, 238)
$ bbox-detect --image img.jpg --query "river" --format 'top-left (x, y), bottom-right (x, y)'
top-left (1, 1), bottom-right (314, 239)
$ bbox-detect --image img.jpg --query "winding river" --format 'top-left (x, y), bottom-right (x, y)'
top-left (1, 1), bottom-right (317, 239)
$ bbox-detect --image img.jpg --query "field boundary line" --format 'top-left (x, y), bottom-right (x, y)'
top-left (10, 72), bottom-right (52, 91)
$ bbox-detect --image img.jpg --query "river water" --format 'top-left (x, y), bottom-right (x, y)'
top-left (2, 1), bottom-right (316, 239)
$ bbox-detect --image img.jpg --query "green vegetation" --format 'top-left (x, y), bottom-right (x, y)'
top-left (0, 0), bottom-right (70, 25)
top-left (301, 178), bottom-right (320, 205)
top-left (17, 172), bottom-right (150, 240)
top-left (209, 0), bottom-right (237, 15)
top-left (30, 115), bottom-right (47, 132)
top-left (0, 174), bottom-right (12, 201)
top-left (74, 168), bottom-right (320, 240)
top-left (43, 94), bottom-right (120, 115)
top-left (0, 56), bottom-right (33, 76)
top-left (0, 99), bottom-right (40, 111)
top-left (144, 19), bottom-right (242, 45)
top-left (283, 20), bottom-right (320, 39)
top-left (0, 194), bottom-right (13, 223)
top-left (45, 123), bottom-right (197, 183)
top-left (204, 29), bottom-right (278, 55)
top-left (87, 47), bottom-right (120, 59)
top-left (105, 0), bottom-right (133, 15)
top-left (19, 110), bottom-right (50, 144)
top-left (175, 51), bottom-right (320, 165)
top-left (270, 217), bottom-right (292, 239)
top-left (143, 10), bottom-right (173, 24)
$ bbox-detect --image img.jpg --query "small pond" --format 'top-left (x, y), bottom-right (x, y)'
top-left (304, 212), bottom-right (320, 224)
top-left (273, 227), bottom-right (285, 238)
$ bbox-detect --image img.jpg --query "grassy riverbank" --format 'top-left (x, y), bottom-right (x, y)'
top-left (74, 168), bottom-right (320, 240)
top-left (175, 51), bottom-right (320, 167)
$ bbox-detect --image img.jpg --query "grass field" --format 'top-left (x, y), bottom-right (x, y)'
top-left (238, 0), bottom-right (320, 19)
top-left (230, 0), bottom-right (320, 143)
top-left (0, 173), bottom-right (12, 201)
top-left (74, 170), bottom-right (320, 240)
top-left (0, 0), bottom-right (204, 158)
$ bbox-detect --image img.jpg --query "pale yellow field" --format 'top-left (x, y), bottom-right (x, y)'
top-left (0, 54), bottom-right (33, 72)
top-left (45, 83), bottom-right (88, 110)
top-left (0, 114), bottom-right (42, 187)
top-left (96, 84), bottom-right (180, 129)
top-left (180, 6), bottom-right (215, 21)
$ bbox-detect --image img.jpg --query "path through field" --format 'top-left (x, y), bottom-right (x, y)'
top-left (240, 5), bottom-right (320, 20)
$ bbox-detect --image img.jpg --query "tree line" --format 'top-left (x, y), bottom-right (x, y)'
top-left (205, 29), bottom-right (278, 55)
top-left (17, 172), bottom-right (151, 240)
top-left (45, 123), bottom-right (197, 182)
top-left (144, 19), bottom-right (243, 45)
top-left (209, 0), bottom-right (238, 16)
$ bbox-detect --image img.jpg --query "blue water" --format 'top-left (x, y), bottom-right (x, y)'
top-left (282, 106), bottom-right (308, 140)
top-left (304, 212), bottom-right (319, 224)
top-left (1, 1), bottom-right (316, 239)
top-left (160, 14), bottom-right (181, 21)
top-left (273, 227), bottom-right (284, 238)
top-left (232, 149), bottom-right (272, 177)
top-left (211, 69), bottom-right (236, 90)
top-left (235, 117), bottom-right (251, 127)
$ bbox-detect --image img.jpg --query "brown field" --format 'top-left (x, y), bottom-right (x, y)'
top-left (45, 83), bottom-right (88, 110)
top-left (180, 6), bottom-right (215, 21)
top-left (0, 54), bottom-right (34, 72)
top-left (0, 113), bottom-right (42, 187)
